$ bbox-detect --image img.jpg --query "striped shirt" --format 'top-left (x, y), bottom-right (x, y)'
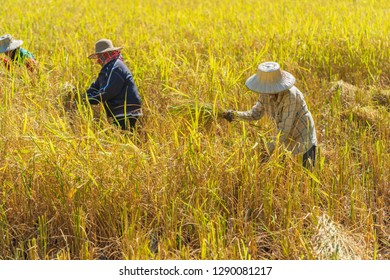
top-left (234, 86), bottom-right (317, 154)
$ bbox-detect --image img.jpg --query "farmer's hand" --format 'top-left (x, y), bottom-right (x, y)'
top-left (222, 110), bottom-right (235, 122)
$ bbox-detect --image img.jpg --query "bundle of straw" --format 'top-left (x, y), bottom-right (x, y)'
top-left (168, 98), bottom-right (227, 126)
top-left (371, 90), bottom-right (390, 108)
top-left (341, 105), bottom-right (381, 129)
top-left (59, 82), bottom-right (78, 112)
top-left (328, 80), bottom-right (365, 109)
top-left (311, 214), bottom-right (365, 260)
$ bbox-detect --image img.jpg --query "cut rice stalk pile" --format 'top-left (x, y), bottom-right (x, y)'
top-left (312, 214), bottom-right (366, 260)
top-left (328, 80), bottom-right (368, 108)
top-left (341, 105), bottom-right (384, 129)
top-left (371, 90), bottom-right (390, 109)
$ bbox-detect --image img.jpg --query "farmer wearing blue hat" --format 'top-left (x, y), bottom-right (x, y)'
top-left (0, 34), bottom-right (37, 72)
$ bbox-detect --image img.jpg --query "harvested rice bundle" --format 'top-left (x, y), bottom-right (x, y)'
top-left (341, 105), bottom-right (382, 128)
top-left (312, 214), bottom-right (366, 260)
top-left (328, 80), bottom-right (368, 108)
top-left (371, 89), bottom-right (390, 109)
top-left (168, 99), bottom-right (227, 126)
top-left (59, 82), bottom-right (104, 120)
top-left (59, 82), bottom-right (78, 112)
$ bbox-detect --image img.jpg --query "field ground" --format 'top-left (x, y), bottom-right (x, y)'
top-left (0, 0), bottom-right (389, 259)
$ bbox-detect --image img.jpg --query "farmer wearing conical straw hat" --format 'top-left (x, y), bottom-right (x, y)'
top-left (0, 34), bottom-right (38, 72)
top-left (223, 62), bottom-right (317, 167)
top-left (84, 39), bottom-right (142, 131)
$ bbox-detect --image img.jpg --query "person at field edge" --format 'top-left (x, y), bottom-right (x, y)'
top-left (0, 34), bottom-right (38, 72)
top-left (85, 38), bottom-right (142, 131)
top-left (223, 61), bottom-right (317, 168)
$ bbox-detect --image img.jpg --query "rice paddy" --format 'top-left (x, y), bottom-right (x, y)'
top-left (0, 0), bottom-right (389, 260)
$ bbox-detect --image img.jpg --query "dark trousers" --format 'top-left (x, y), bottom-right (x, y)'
top-left (114, 117), bottom-right (138, 131)
top-left (303, 145), bottom-right (316, 168)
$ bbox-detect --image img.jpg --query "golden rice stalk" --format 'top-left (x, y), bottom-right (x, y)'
top-left (311, 214), bottom-right (366, 260)
top-left (168, 99), bottom-right (226, 126)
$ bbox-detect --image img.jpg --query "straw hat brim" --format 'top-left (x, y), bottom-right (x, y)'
top-left (245, 70), bottom-right (296, 94)
top-left (0, 39), bottom-right (23, 53)
top-left (88, 46), bottom-right (123, 59)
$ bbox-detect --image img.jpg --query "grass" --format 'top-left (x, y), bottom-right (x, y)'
top-left (0, 0), bottom-right (389, 260)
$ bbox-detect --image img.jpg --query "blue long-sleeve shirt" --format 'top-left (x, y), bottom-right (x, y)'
top-left (86, 59), bottom-right (142, 119)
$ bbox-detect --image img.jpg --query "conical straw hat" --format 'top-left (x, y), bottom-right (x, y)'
top-left (0, 34), bottom-right (23, 53)
top-left (245, 62), bottom-right (295, 94)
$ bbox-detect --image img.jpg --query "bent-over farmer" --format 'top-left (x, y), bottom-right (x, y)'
top-left (223, 62), bottom-right (317, 168)
top-left (0, 34), bottom-right (38, 72)
top-left (85, 38), bottom-right (142, 131)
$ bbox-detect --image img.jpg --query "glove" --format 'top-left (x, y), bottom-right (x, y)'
top-left (222, 110), bottom-right (235, 122)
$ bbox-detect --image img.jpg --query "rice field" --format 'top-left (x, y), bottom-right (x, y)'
top-left (0, 0), bottom-right (389, 260)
